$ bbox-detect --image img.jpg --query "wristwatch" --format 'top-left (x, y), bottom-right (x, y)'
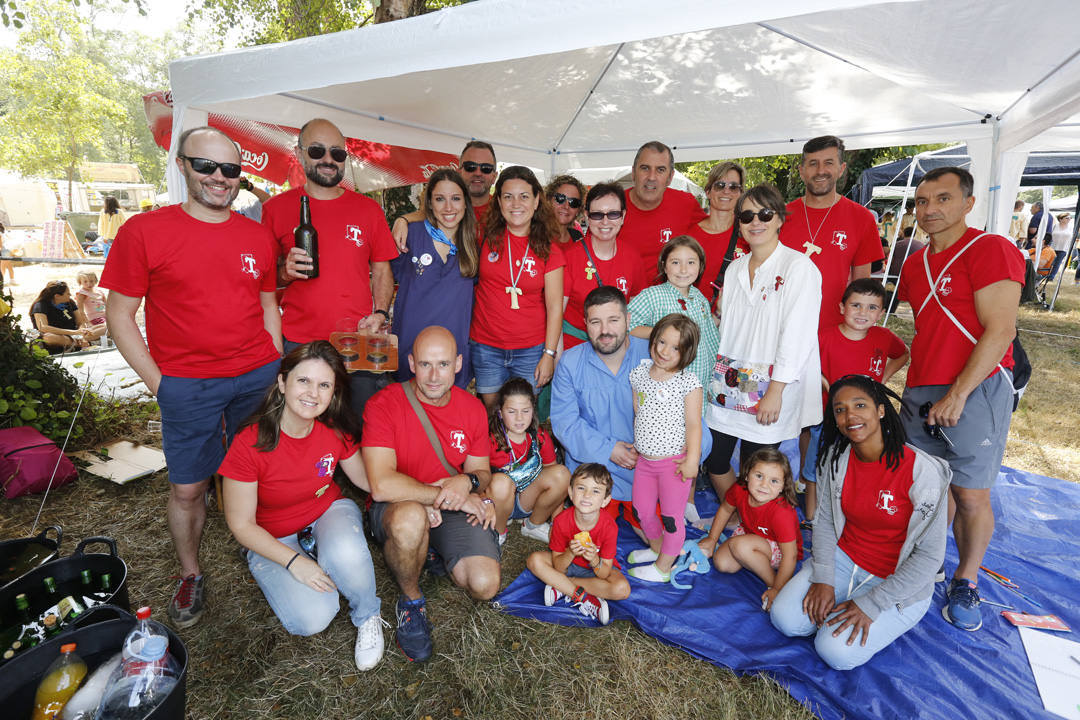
top-left (542, 348), bottom-right (556, 358)
top-left (467, 472), bottom-right (480, 492)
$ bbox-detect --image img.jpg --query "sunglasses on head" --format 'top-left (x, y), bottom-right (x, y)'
top-left (302, 144), bottom-right (348, 162)
top-left (461, 161), bottom-right (496, 174)
top-left (178, 154), bottom-right (242, 179)
top-left (737, 208), bottom-right (776, 224)
top-left (918, 402), bottom-right (954, 448)
top-left (711, 181), bottom-right (742, 192)
top-left (587, 210), bottom-right (624, 222)
top-left (553, 192), bottom-right (582, 209)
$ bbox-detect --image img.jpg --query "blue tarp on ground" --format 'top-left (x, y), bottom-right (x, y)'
top-left (493, 440), bottom-right (1080, 720)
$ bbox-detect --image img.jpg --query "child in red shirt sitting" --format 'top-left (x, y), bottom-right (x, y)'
top-left (526, 463), bottom-right (630, 625)
top-left (697, 448), bottom-right (803, 611)
top-left (802, 278), bottom-right (909, 522)
top-left (486, 377), bottom-right (571, 545)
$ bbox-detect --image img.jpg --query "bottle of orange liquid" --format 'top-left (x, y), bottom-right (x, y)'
top-left (31, 642), bottom-right (87, 720)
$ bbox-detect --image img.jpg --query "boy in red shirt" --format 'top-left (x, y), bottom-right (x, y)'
top-left (801, 278), bottom-right (908, 522)
top-left (526, 463), bottom-right (631, 625)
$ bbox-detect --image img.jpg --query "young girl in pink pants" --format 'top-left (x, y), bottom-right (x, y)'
top-left (626, 313), bottom-right (704, 583)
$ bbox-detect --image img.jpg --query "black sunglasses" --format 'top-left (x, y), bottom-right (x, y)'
top-left (553, 192), bottom-right (582, 209)
top-left (461, 161), bottom-right (496, 174)
top-left (302, 144), bottom-right (348, 162)
top-left (587, 210), bottom-right (624, 221)
top-left (711, 181), bottom-right (743, 192)
top-left (737, 208), bottom-right (776, 224)
top-left (918, 402), bottom-right (954, 448)
top-left (178, 155), bottom-right (242, 179)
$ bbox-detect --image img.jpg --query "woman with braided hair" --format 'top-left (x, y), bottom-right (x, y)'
top-left (769, 374), bottom-right (950, 670)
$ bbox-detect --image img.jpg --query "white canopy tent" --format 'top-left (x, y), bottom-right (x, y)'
top-left (167, 0), bottom-right (1080, 231)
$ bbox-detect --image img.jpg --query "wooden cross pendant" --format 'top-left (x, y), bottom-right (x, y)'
top-left (585, 264), bottom-right (596, 280)
top-left (803, 241), bottom-right (822, 257)
top-left (505, 285), bottom-right (523, 309)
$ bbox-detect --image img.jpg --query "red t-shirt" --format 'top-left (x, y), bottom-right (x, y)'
top-left (686, 222), bottom-right (749, 304)
top-left (549, 504), bottom-right (620, 569)
top-left (622, 188), bottom-right (707, 277)
top-left (898, 228), bottom-right (1025, 387)
top-left (561, 235), bottom-right (645, 349)
top-left (261, 188), bottom-right (398, 343)
top-left (471, 233), bottom-right (565, 349)
top-left (837, 450), bottom-right (915, 578)
top-left (488, 426), bottom-right (556, 470)
top-left (779, 197), bottom-right (883, 329)
top-left (724, 483), bottom-right (803, 560)
top-left (819, 324), bottom-right (907, 405)
top-left (100, 205), bottom-right (279, 378)
top-left (218, 422), bottom-right (354, 538)
top-left (361, 383), bottom-right (488, 485)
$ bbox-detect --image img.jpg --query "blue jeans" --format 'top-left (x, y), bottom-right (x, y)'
top-left (769, 546), bottom-right (930, 670)
top-left (246, 499), bottom-right (380, 636)
top-left (469, 340), bottom-right (544, 394)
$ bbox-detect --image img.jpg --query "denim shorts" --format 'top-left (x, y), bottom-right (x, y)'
top-left (565, 562), bottom-right (596, 579)
top-left (800, 423), bottom-right (823, 484)
top-left (469, 340), bottom-right (544, 394)
top-left (158, 358), bottom-right (280, 484)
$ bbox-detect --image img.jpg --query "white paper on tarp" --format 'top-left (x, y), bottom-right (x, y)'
top-left (1018, 626), bottom-right (1080, 719)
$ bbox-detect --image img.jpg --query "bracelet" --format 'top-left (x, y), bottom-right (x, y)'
top-left (373, 309), bottom-right (389, 320)
top-left (285, 552), bottom-right (301, 571)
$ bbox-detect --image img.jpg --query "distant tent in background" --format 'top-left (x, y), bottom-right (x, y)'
top-left (854, 145), bottom-right (1080, 207)
top-left (142, 91), bottom-right (459, 192)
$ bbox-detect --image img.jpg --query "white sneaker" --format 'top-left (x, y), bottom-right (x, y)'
top-left (629, 562), bottom-right (671, 583)
top-left (684, 500), bottom-right (700, 524)
top-left (354, 614), bottom-right (386, 671)
top-left (543, 584), bottom-right (564, 606)
top-left (498, 528), bottom-right (509, 547)
top-left (520, 520), bottom-right (551, 544)
top-left (627, 548), bottom-right (658, 564)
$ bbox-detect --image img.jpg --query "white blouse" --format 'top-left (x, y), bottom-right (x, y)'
top-left (707, 243), bottom-right (823, 443)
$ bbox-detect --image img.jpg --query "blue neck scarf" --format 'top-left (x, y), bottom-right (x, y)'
top-left (424, 220), bottom-right (457, 256)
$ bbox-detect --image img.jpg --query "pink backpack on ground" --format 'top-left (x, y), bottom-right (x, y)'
top-left (0, 427), bottom-right (78, 499)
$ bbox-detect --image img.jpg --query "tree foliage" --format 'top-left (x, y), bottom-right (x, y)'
top-left (1, 0), bottom-right (143, 28)
top-left (678, 144), bottom-right (947, 202)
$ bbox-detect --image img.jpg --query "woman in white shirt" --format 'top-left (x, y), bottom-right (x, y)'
top-left (703, 184), bottom-right (822, 502)
top-left (1049, 213), bottom-right (1073, 281)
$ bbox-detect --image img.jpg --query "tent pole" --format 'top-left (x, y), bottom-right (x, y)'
top-left (551, 43), bottom-right (624, 157)
top-left (1047, 187), bottom-right (1080, 312)
top-left (883, 152), bottom-right (922, 327)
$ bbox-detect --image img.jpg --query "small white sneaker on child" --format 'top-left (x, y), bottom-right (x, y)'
top-left (520, 519), bottom-right (551, 543)
top-left (627, 548), bottom-right (658, 565)
top-left (629, 562), bottom-right (670, 583)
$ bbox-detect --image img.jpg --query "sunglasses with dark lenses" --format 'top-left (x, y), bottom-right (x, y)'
top-left (737, 208), bottom-right (777, 224)
top-left (711, 181), bottom-right (743, 192)
top-left (304, 145), bottom-right (349, 162)
top-left (587, 210), bottom-right (624, 221)
top-left (918, 402), bottom-right (954, 447)
top-left (178, 155), bottom-right (242, 179)
top-left (553, 192), bottom-right (582, 209)
top-left (461, 161), bottom-right (496, 174)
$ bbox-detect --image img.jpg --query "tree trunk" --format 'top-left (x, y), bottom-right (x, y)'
top-left (373, 0), bottom-right (426, 24)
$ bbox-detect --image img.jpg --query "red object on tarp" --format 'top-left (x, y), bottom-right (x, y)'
top-left (143, 91), bottom-right (459, 191)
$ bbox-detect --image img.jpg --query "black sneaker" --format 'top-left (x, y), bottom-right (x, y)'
top-left (423, 547), bottom-right (447, 577)
top-left (395, 597), bottom-right (433, 662)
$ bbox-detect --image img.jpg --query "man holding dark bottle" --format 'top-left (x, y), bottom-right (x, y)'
top-left (261, 118), bottom-right (398, 425)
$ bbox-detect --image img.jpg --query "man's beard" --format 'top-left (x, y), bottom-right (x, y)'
top-left (306, 163), bottom-right (344, 188)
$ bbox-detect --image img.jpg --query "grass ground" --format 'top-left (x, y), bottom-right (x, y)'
top-left (2, 268), bottom-right (1078, 720)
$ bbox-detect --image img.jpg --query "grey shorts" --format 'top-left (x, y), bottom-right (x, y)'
top-left (368, 501), bottom-right (500, 573)
top-left (900, 371), bottom-right (1012, 490)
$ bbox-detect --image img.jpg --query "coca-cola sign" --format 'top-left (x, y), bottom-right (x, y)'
top-left (241, 148), bottom-right (270, 172)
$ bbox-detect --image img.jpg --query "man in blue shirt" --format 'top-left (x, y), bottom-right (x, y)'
top-left (552, 286), bottom-right (710, 522)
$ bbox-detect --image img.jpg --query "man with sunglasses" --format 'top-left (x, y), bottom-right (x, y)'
top-left (391, 140), bottom-right (497, 251)
top-left (102, 126), bottom-right (284, 629)
top-left (620, 141), bottom-right (706, 279)
top-left (896, 166), bottom-right (1024, 632)
top-left (262, 118), bottom-right (398, 426)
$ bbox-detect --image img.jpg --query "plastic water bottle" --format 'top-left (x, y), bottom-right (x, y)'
top-left (96, 607), bottom-right (180, 720)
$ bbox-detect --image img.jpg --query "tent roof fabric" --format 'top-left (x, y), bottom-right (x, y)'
top-left (169, 0), bottom-right (1080, 173)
